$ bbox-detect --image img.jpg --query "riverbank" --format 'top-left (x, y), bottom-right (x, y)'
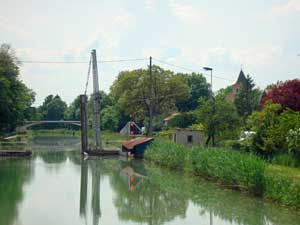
top-left (144, 139), bottom-right (300, 209)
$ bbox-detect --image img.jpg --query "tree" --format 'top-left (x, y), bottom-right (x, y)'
top-left (195, 96), bottom-right (240, 146)
top-left (247, 101), bottom-right (300, 155)
top-left (168, 112), bottom-right (196, 128)
top-left (260, 79), bottom-right (300, 111)
top-left (101, 106), bottom-right (121, 131)
top-left (234, 74), bottom-right (262, 124)
top-left (176, 72), bottom-right (210, 111)
top-left (0, 44), bottom-right (35, 133)
top-left (64, 95), bottom-right (81, 120)
top-left (39, 95), bottom-right (67, 120)
top-left (110, 66), bottom-right (189, 132)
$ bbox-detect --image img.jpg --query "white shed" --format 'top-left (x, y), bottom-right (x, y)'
top-left (172, 128), bottom-right (205, 147)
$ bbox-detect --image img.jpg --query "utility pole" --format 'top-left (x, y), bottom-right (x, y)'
top-left (148, 56), bottom-right (153, 137)
top-left (91, 49), bottom-right (102, 150)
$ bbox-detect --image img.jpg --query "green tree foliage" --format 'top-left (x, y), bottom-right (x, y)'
top-left (39, 94), bottom-right (67, 120)
top-left (176, 72), bottom-right (210, 111)
top-left (0, 44), bottom-right (35, 133)
top-left (110, 66), bottom-right (189, 129)
top-left (195, 96), bottom-right (240, 145)
top-left (85, 91), bottom-right (124, 131)
top-left (246, 101), bottom-right (300, 155)
top-left (100, 105), bottom-right (121, 131)
top-left (64, 95), bottom-right (80, 120)
top-left (168, 112), bottom-right (196, 128)
top-left (234, 74), bottom-right (262, 124)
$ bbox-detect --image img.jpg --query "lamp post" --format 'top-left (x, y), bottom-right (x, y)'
top-left (203, 67), bottom-right (213, 95)
top-left (203, 67), bottom-right (215, 146)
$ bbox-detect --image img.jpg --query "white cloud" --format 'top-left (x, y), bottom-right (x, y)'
top-left (145, 0), bottom-right (155, 10)
top-left (0, 16), bottom-right (30, 39)
top-left (169, 0), bottom-right (207, 23)
top-left (114, 11), bottom-right (136, 29)
top-left (231, 45), bottom-right (280, 68)
top-left (271, 0), bottom-right (300, 15)
top-left (143, 48), bottom-right (162, 59)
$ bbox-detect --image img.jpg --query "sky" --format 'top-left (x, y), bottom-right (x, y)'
top-left (0, 0), bottom-right (299, 106)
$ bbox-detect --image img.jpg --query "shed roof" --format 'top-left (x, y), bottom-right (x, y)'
top-left (122, 137), bottom-right (153, 150)
top-left (173, 128), bottom-right (203, 132)
top-left (163, 112), bottom-right (180, 121)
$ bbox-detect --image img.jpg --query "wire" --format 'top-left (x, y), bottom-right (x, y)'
top-left (98, 58), bottom-right (147, 63)
top-left (152, 57), bottom-right (234, 82)
top-left (19, 60), bottom-right (87, 64)
top-left (84, 55), bottom-right (92, 95)
top-left (14, 58), bottom-right (148, 64)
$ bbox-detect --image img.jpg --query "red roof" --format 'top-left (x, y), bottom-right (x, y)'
top-left (122, 137), bottom-right (153, 150)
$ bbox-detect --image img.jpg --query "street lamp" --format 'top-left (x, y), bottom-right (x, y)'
top-left (203, 67), bottom-right (213, 96)
top-left (203, 66), bottom-right (215, 147)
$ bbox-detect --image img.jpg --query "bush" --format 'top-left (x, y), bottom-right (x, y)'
top-left (264, 165), bottom-right (300, 207)
top-left (188, 123), bottom-right (205, 131)
top-left (287, 128), bottom-right (300, 153)
top-left (155, 129), bottom-right (173, 139)
top-left (247, 102), bottom-right (300, 155)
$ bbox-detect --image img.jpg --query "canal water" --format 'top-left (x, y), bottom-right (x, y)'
top-left (1, 137), bottom-right (300, 225)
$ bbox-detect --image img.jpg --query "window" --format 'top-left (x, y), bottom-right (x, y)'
top-left (187, 135), bottom-right (193, 143)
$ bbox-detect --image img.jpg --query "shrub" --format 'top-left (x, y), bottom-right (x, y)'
top-left (247, 102), bottom-right (300, 155)
top-left (155, 129), bottom-right (173, 139)
top-left (188, 123), bottom-right (205, 131)
top-left (287, 128), bottom-right (300, 153)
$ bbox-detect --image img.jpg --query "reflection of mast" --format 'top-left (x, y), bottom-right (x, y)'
top-left (80, 158), bottom-right (88, 218)
top-left (91, 162), bottom-right (101, 225)
top-left (210, 210), bottom-right (213, 225)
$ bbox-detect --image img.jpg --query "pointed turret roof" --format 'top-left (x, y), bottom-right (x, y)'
top-left (236, 70), bottom-right (247, 84)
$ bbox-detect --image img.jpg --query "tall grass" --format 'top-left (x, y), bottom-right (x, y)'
top-left (188, 147), bottom-right (265, 195)
top-left (145, 139), bottom-right (186, 169)
top-left (264, 165), bottom-right (300, 207)
top-left (145, 139), bottom-right (300, 208)
top-left (145, 139), bottom-right (265, 195)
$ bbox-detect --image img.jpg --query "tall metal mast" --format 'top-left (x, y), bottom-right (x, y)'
top-left (91, 49), bottom-right (102, 150)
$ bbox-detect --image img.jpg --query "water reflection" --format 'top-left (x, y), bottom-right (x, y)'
top-left (1, 149), bottom-right (300, 225)
top-left (0, 158), bottom-right (33, 225)
top-left (109, 161), bottom-right (188, 225)
top-left (79, 158), bottom-right (102, 225)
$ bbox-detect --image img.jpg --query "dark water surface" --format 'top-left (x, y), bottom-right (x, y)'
top-left (0, 137), bottom-right (300, 225)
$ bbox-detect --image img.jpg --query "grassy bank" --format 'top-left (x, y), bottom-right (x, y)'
top-left (144, 139), bottom-right (300, 208)
top-left (264, 165), bottom-right (300, 207)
